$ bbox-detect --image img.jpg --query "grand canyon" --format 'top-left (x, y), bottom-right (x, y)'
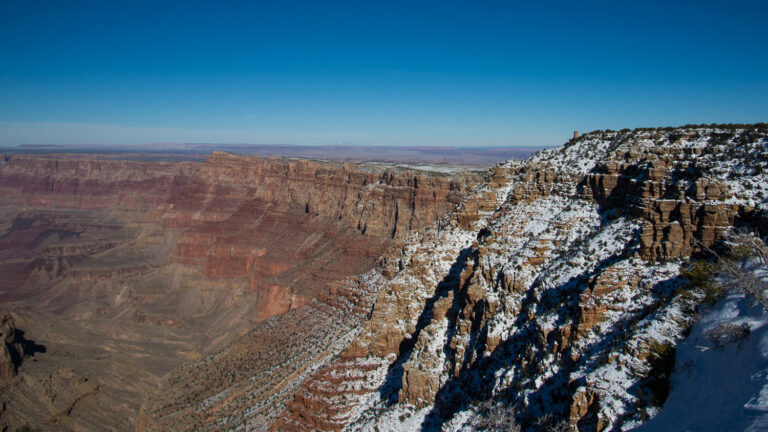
top-left (0, 125), bottom-right (766, 431)
top-left (4, 1), bottom-right (767, 429)
top-left (0, 149), bottom-right (479, 430)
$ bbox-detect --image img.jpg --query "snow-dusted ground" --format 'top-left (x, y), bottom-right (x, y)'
top-left (633, 264), bottom-right (768, 432)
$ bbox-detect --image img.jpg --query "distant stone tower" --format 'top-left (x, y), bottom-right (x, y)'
top-left (573, 130), bottom-right (579, 140)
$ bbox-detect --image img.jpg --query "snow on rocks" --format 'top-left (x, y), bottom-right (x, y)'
top-left (632, 258), bottom-right (768, 432)
top-left (278, 125), bottom-right (768, 431)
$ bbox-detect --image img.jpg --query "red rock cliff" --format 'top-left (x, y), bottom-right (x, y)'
top-left (0, 152), bottom-right (475, 321)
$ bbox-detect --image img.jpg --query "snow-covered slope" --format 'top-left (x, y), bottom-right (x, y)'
top-left (635, 260), bottom-right (768, 432)
top-left (270, 125), bottom-right (768, 431)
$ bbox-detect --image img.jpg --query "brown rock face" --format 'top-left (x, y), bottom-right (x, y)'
top-left (0, 152), bottom-right (477, 431)
top-left (579, 157), bottom-right (752, 261)
top-left (266, 126), bottom-right (768, 432)
top-left (0, 314), bottom-right (23, 382)
top-left (0, 152), bottom-right (471, 319)
top-left (0, 312), bottom-right (43, 390)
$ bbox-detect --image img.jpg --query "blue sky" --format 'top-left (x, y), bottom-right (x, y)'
top-left (1, 1), bottom-right (767, 147)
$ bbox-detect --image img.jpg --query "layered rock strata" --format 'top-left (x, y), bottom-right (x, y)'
top-left (0, 152), bottom-right (476, 431)
top-left (0, 151), bottom-right (472, 320)
top-left (6, 126), bottom-right (767, 431)
top-left (253, 126), bottom-right (766, 431)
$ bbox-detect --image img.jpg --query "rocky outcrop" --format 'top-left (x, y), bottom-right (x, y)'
top-left (0, 313), bottom-right (41, 383)
top-left (268, 125), bottom-right (767, 431)
top-left (580, 158), bottom-right (754, 261)
top-left (0, 314), bottom-right (20, 382)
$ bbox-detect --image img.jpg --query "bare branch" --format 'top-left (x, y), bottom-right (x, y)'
top-left (472, 400), bottom-right (521, 432)
top-left (691, 231), bottom-right (768, 311)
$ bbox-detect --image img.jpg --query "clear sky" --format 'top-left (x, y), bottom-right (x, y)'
top-left (1, 1), bottom-right (767, 147)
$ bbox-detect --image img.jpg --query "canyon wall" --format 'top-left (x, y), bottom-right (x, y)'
top-left (0, 151), bottom-right (473, 320)
top-left (139, 126), bottom-right (767, 431)
top-left (0, 152), bottom-right (477, 431)
top-left (277, 127), bottom-right (766, 431)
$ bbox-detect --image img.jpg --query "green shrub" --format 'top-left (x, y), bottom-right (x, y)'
top-left (680, 260), bottom-right (722, 304)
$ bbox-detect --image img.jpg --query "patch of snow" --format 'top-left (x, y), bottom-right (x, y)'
top-left (632, 263), bottom-right (768, 432)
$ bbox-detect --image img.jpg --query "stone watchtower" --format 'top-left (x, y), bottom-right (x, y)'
top-left (573, 130), bottom-right (579, 140)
